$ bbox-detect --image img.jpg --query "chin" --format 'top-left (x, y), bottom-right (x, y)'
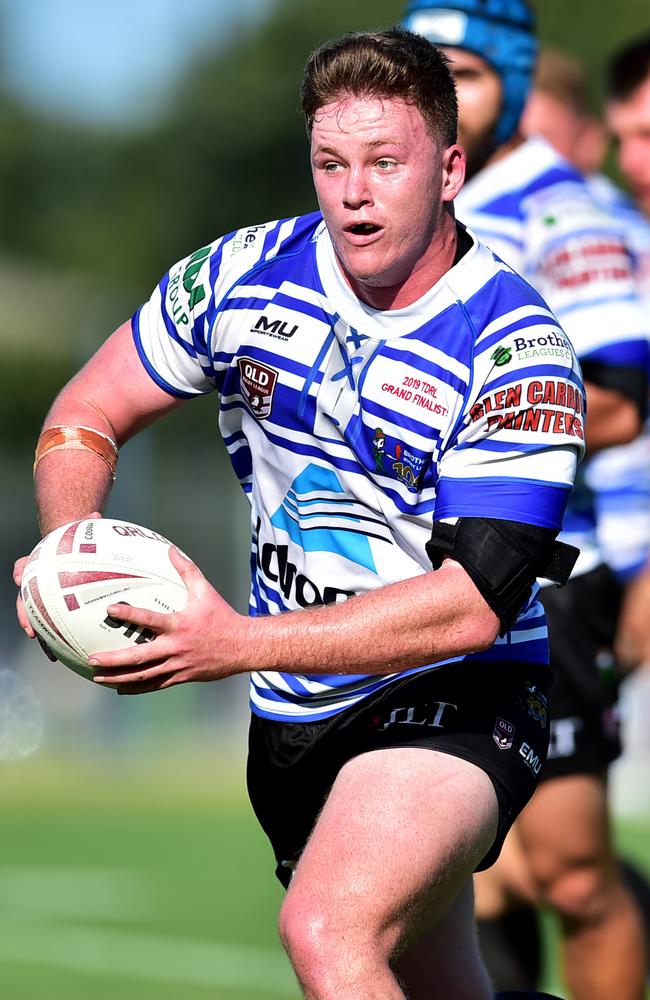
top-left (339, 250), bottom-right (389, 286)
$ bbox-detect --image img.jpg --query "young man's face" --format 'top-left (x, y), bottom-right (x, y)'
top-left (440, 47), bottom-right (502, 177)
top-left (606, 76), bottom-right (650, 216)
top-left (311, 94), bottom-right (464, 308)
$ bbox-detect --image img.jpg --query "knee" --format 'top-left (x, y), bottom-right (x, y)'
top-left (538, 861), bottom-right (617, 925)
top-left (278, 895), bottom-right (325, 994)
top-left (278, 889), bottom-right (387, 997)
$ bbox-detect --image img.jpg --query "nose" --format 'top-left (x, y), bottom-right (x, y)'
top-left (343, 166), bottom-right (373, 210)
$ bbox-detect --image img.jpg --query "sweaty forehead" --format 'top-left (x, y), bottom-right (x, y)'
top-left (311, 95), bottom-right (427, 140)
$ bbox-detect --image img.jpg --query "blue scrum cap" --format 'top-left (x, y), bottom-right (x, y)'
top-left (401, 0), bottom-right (538, 147)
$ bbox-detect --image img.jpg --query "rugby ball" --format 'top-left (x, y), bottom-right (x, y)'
top-left (21, 517), bottom-right (189, 681)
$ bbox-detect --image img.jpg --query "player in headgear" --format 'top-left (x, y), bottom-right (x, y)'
top-left (400, 2), bottom-right (650, 999)
top-left (402, 0), bottom-right (537, 168)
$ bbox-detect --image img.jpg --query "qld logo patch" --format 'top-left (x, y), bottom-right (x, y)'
top-left (493, 717), bottom-right (515, 750)
top-left (238, 357), bottom-right (278, 419)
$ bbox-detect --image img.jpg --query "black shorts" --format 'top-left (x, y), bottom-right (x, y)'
top-left (247, 662), bottom-right (552, 888)
top-left (540, 565), bottom-right (623, 781)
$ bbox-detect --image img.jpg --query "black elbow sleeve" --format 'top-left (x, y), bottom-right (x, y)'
top-left (426, 517), bottom-right (579, 635)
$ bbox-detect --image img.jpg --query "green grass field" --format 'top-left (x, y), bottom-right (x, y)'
top-left (1, 752), bottom-right (649, 999)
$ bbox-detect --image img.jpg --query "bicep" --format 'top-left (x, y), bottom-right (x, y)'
top-left (46, 320), bottom-right (187, 444)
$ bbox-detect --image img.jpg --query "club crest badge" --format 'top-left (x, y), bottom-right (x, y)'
top-left (493, 717), bottom-right (515, 750)
top-left (238, 357), bottom-right (278, 420)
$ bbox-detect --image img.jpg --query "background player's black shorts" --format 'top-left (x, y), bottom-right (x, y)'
top-left (540, 565), bottom-right (623, 782)
top-left (247, 662), bottom-right (552, 888)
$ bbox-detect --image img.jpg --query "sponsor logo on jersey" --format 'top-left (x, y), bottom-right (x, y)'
top-left (391, 441), bottom-right (426, 490)
top-left (526, 691), bottom-right (548, 728)
top-left (269, 463), bottom-right (393, 574)
top-left (493, 717), bottom-right (515, 750)
top-left (541, 238), bottom-right (634, 288)
top-left (182, 245), bottom-right (211, 310)
top-left (519, 740), bottom-right (543, 775)
top-left (491, 346), bottom-right (512, 367)
top-left (258, 540), bottom-right (356, 607)
top-left (238, 357), bottom-right (279, 419)
top-left (513, 332), bottom-right (572, 362)
top-left (231, 225), bottom-right (264, 254)
top-left (374, 701), bottom-right (458, 731)
top-left (469, 379), bottom-right (584, 440)
top-left (372, 427), bottom-right (386, 473)
top-left (372, 430), bottom-right (427, 490)
top-left (251, 315), bottom-right (299, 340)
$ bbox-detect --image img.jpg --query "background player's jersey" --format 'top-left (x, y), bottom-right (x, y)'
top-left (134, 213), bottom-right (584, 722)
top-left (583, 176), bottom-right (650, 580)
top-left (456, 137), bottom-right (649, 579)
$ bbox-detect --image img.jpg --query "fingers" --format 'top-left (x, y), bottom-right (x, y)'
top-left (16, 593), bottom-right (36, 638)
top-left (168, 545), bottom-right (201, 585)
top-left (115, 673), bottom-right (182, 696)
top-left (13, 556), bottom-right (28, 586)
top-left (105, 601), bottom-right (170, 633)
top-left (89, 636), bottom-right (170, 671)
top-left (93, 660), bottom-right (174, 689)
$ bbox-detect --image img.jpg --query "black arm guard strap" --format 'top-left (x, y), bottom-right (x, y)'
top-left (425, 517), bottom-right (579, 636)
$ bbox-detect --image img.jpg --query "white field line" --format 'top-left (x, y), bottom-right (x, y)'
top-left (0, 914), bottom-right (298, 996)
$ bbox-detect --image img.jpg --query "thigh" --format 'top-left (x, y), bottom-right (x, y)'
top-left (247, 663), bottom-right (552, 886)
top-left (286, 747), bottom-right (499, 957)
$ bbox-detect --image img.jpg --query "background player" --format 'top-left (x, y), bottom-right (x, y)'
top-left (15, 27), bottom-right (583, 1000)
top-left (589, 34), bottom-right (650, 674)
top-left (499, 39), bottom-right (650, 988)
top-left (400, 2), bottom-right (650, 998)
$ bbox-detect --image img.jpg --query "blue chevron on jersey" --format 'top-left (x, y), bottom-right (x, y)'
top-left (134, 210), bottom-right (584, 721)
top-left (270, 463), bottom-right (391, 574)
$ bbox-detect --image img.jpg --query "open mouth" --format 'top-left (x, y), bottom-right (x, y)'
top-left (346, 222), bottom-right (382, 236)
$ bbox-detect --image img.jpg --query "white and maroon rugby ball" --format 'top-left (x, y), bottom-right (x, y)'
top-left (21, 517), bottom-right (189, 681)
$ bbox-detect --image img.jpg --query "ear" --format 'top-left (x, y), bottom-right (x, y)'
top-left (441, 144), bottom-right (466, 203)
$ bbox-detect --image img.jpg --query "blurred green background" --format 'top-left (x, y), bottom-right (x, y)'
top-left (2, 1), bottom-right (650, 997)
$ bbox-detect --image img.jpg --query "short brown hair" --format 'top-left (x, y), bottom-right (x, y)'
top-left (534, 48), bottom-right (591, 118)
top-left (300, 27), bottom-right (458, 146)
top-left (607, 34), bottom-right (650, 102)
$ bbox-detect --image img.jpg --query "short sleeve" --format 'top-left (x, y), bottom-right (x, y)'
top-left (435, 287), bottom-right (586, 530)
top-left (132, 221), bottom-right (283, 398)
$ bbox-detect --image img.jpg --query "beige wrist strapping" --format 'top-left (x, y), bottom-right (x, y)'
top-left (34, 425), bottom-right (118, 480)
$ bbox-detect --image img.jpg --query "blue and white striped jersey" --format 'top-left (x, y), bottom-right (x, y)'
top-left (583, 176), bottom-right (650, 581)
top-left (134, 212), bottom-right (584, 722)
top-left (456, 137), bottom-right (650, 579)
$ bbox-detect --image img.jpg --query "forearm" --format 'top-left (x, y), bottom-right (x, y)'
top-left (241, 561), bottom-right (499, 676)
top-left (33, 322), bottom-right (186, 536)
top-left (35, 451), bottom-right (113, 535)
top-left (34, 382), bottom-right (119, 535)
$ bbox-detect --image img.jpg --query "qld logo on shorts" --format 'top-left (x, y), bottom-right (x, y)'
top-left (238, 357), bottom-right (278, 419)
top-left (493, 717), bottom-right (515, 750)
